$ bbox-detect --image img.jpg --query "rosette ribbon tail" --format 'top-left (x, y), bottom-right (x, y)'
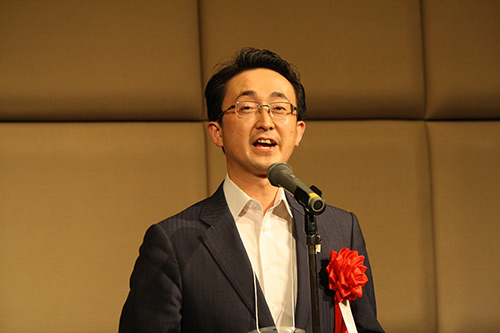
top-left (338, 299), bottom-right (358, 333)
top-left (334, 301), bottom-right (346, 333)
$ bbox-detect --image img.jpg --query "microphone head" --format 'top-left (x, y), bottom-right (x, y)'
top-left (267, 162), bottom-right (292, 187)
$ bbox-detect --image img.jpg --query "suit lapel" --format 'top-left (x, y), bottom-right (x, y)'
top-left (199, 184), bottom-right (275, 327)
top-left (198, 184), bottom-right (314, 329)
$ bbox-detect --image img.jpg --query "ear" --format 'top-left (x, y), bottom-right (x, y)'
top-left (294, 120), bottom-right (306, 146)
top-left (207, 121), bottom-right (224, 148)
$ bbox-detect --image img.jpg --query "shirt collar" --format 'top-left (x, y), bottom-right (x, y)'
top-left (223, 174), bottom-right (293, 220)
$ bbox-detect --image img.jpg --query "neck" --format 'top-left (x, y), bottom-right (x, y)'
top-left (227, 172), bottom-right (278, 213)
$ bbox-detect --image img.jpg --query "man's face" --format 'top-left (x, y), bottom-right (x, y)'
top-left (208, 68), bottom-right (306, 181)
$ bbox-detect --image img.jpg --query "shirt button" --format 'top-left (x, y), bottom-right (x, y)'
top-left (266, 264), bottom-right (271, 271)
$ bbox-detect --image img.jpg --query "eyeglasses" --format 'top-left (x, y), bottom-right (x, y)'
top-left (218, 101), bottom-right (297, 121)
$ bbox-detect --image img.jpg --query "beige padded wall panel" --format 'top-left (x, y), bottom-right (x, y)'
top-left (207, 120), bottom-right (436, 332)
top-left (200, 1), bottom-right (425, 120)
top-left (0, 122), bottom-right (207, 332)
top-left (205, 122), bottom-right (227, 193)
top-left (290, 121), bottom-right (435, 332)
top-left (0, 1), bottom-right (203, 121)
top-left (423, 0), bottom-right (500, 119)
top-left (427, 122), bottom-right (500, 332)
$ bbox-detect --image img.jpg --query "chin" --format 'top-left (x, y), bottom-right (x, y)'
top-left (251, 163), bottom-right (272, 176)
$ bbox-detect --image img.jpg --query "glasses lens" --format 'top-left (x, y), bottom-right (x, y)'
top-left (270, 102), bottom-right (292, 118)
top-left (236, 102), bottom-right (259, 117)
top-left (233, 101), bottom-right (295, 120)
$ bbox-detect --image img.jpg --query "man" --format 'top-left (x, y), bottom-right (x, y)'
top-left (119, 48), bottom-right (384, 332)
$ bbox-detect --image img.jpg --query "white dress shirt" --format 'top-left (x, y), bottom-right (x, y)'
top-left (223, 175), bottom-right (297, 329)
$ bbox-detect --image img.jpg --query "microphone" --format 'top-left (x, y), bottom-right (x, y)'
top-left (267, 162), bottom-right (326, 215)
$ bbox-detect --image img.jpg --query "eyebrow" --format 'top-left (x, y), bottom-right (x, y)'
top-left (236, 90), bottom-right (257, 99)
top-left (236, 90), bottom-right (290, 101)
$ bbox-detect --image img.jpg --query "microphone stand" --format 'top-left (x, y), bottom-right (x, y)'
top-left (305, 209), bottom-right (321, 333)
top-left (294, 185), bottom-right (324, 333)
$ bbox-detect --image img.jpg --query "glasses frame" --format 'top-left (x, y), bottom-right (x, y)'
top-left (217, 101), bottom-right (298, 121)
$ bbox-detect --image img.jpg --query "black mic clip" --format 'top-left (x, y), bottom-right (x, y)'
top-left (294, 185), bottom-right (326, 216)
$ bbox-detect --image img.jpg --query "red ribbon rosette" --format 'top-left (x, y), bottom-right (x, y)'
top-left (326, 248), bottom-right (368, 333)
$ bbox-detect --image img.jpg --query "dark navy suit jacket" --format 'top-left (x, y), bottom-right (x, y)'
top-left (119, 183), bottom-right (384, 332)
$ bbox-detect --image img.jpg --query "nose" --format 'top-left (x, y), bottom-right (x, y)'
top-left (255, 105), bottom-right (274, 130)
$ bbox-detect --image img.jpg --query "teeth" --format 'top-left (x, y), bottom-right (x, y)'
top-left (257, 139), bottom-right (273, 144)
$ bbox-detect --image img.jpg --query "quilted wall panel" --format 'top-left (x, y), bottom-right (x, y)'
top-left (199, 0), bottom-right (425, 120)
top-left (0, 1), bottom-right (203, 121)
top-left (0, 122), bottom-right (208, 331)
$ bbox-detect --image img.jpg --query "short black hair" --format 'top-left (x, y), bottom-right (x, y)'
top-left (205, 47), bottom-right (306, 122)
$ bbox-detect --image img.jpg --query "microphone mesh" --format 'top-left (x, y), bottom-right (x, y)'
top-left (267, 162), bottom-right (292, 187)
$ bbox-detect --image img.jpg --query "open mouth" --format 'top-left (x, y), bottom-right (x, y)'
top-left (253, 138), bottom-right (277, 148)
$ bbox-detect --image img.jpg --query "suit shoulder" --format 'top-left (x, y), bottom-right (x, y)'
top-left (155, 196), bottom-right (212, 232)
top-left (322, 204), bottom-right (356, 223)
